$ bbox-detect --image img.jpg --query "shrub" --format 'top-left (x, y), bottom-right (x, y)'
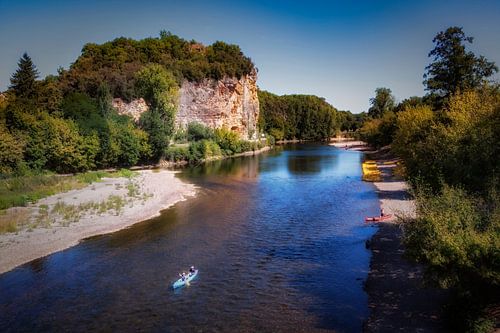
top-left (214, 127), bottom-right (241, 155)
top-left (188, 139), bottom-right (222, 162)
top-left (164, 146), bottom-right (190, 162)
top-left (358, 111), bottom-right (397, 148)
top-left (187, 122), bottom-right (214, 141)
top-left (404, 185), bottom-right (499, 289)
top-left (0, 125), bottom-right (25, 175)
top-left (403, 184), bottom-right (500, 332)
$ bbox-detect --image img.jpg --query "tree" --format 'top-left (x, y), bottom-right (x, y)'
top-left (135, 64), bottom-right (179, 159)
top-left (96, 82), bottom-right (113, 117)
top-left (0, 124), bottom-right (25, 174)
top-left (394, 96), bottom-right (425, 113)
top-left (423, 26), bottom-right (498, 98)
top-left (9, 53), bottom-right (40, 99)
top-left (368, 87), bottom-right (395, 118)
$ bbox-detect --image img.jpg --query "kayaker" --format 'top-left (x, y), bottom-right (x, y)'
top-left (189, 266), bottom-right (195, 274)
top-left (380, 208), bottom-right (385, 217)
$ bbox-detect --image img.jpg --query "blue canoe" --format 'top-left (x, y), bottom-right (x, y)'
top-left (172, 270), bottom-right (198, 289)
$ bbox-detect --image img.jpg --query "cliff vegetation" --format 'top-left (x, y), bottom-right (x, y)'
top-left (0, 32), bottom-right (259, 179)
top-left (59, 31), bottom-right (255, 101)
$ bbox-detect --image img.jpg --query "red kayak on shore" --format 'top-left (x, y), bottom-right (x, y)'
top-left (365, 214), bottom-right (393, 222)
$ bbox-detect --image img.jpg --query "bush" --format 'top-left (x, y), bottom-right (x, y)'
top-left (393, 88), bottom-right (500, 193)
top-left (404, 185), bottom-right (499, 288)
top-left (214, 127), bottom-right (241, 155)
top-left (173, 129), bottom-right (187, 143)
top-left (187, 122), bottom-right (214, 141)
top-left (403, 184), bottom-right (500, 332)
top-left (0, 125), bottom-right (25, 175)
top-left (164, 146), bottom-right (190, 162)
top-left (268, 128), bottom-right (284, 141)
top-left (188, 139), bottom-right (222, 162)
top-left (358, 111), bottom-right (397, 148)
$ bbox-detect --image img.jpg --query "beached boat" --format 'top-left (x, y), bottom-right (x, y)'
top-left (365, 214), bottom-right (393, 222)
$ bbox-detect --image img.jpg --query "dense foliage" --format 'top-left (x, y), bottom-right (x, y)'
top-left (393, 87), bottom-right (500, 193)
top-left (1, 32), bottom-right (257, 176)
top-left (165, 125), bottom-right (267, 164)
top-left (355, 27), bottom-right (499, 331)
top-left (337, 110), bottom-right (367, 132)
top-left (423, 26), bottom-right (498, 102)
top-left (258, 90), bottom-right (340, 141)
top-left (0, 53), bottom-right (153, 175)
top-left (135, 64), bottom-right (178, 159)
top-left (59, 31), bottom-right (254, 101)
top-left (368, 87), bottom-right (395, 118)
top-left (358, 87), bottom-right (398, 148)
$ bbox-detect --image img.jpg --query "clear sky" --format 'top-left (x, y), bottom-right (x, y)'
top-left (1, 0), bottom-right (499, 113)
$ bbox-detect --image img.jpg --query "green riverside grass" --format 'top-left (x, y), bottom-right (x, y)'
top-left (0, 169), bottom-right (138, 233)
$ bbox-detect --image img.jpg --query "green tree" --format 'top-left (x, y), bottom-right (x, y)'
top-left (368, 87), bottom-right (395, 118)
top-left (394, 96), bottom-right (426, 113)
top-left (258, 90), bottom-right (340, 141)
top-left (135, 64), bottom-right (179, 159)
top-left (37, 76), bottom-right (63, 114)
top-left (187, 122), bottom-right (214, 141)
top-left (423, 26), bottom-right (498, 99)
top-left (0, 124), bottom-right (25, 174)
top-left (96, 82), bottom-right (114, 117)
top-left (9, 53), bottom-right (40, 99)
top-left (359, 111), bottom-right (397, 148)
top-left (139, 110), bottom-right (169, 160)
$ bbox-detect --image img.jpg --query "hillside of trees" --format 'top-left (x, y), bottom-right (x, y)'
top-left (0, 32), bottom-right (259, 176)
top-left (258, 91), bottom-right (342, 141)
top-left (358, 27), bottom-right (499, 332)
top-left (59, 31), bottom-right (255, 101)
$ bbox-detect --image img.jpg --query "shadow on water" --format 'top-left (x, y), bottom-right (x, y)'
top-left (285, 143), bottom-right (340, 175)
top-left (0, 143), bottom-right (380, 333)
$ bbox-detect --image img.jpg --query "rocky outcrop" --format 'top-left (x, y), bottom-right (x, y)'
top-left (176, 71), bottom-right (260, 140)
top-left (112, 98), bottom-right (148, 122)
top-left (112, 71), bottom-right (260, 140)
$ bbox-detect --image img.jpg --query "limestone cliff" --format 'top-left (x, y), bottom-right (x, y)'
top-left (112, 98), bottom-right (148, 122)
top-left (113, 71), bottom-right (260, 140)
top-left (176, 71), bottom-right (259, 140)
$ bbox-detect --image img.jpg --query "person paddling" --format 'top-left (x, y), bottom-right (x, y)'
top-left (380, 207), bottom-right (385, 217)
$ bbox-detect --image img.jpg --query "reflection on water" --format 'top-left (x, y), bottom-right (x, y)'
top-left (0, 143), bottom-right (379, 333)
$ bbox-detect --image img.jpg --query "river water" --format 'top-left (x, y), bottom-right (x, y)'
top-left (0, 144), bottom-right (379, 333)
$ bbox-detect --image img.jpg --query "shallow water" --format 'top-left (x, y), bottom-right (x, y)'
top-left (0, 144), bottom-right (379, 333)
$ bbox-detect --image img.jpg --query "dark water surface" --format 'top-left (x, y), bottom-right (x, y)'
top-left (0, 144), bottom-right (379, 333)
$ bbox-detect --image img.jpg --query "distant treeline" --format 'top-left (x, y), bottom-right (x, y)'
top-left (258, 90), bottom-right (345, 141)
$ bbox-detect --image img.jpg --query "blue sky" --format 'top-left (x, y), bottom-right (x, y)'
top-left (1, 0), bottom-right (499, 113)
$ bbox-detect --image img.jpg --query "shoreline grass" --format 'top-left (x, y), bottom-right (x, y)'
top-left (0, 169), bottom-right (136, 211)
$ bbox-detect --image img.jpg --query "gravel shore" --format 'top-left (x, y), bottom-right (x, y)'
top-left (363, 156), bottom-right (449, 332)
top-left (0, 170), bottom-right (196, 274)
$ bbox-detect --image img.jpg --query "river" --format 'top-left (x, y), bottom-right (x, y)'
top-left (0, 144), bottom-right (379, 333)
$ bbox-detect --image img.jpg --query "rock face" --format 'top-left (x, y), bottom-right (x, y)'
top-left (112, 71), bottom-right (260, 140)
top-left (176, 71), bottom-right (260, 140)
top-left (112, 98), bottom-right (148, 122)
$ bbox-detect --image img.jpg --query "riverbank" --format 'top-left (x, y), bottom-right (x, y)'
top-left (330, 139), bottom-right (373, 151)
top-left (363, 152), bottom-right (450, 332)
top-left (160, 145), bottom-right (272, 168)
top-left (0, 170), bottom-right (196, 274)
